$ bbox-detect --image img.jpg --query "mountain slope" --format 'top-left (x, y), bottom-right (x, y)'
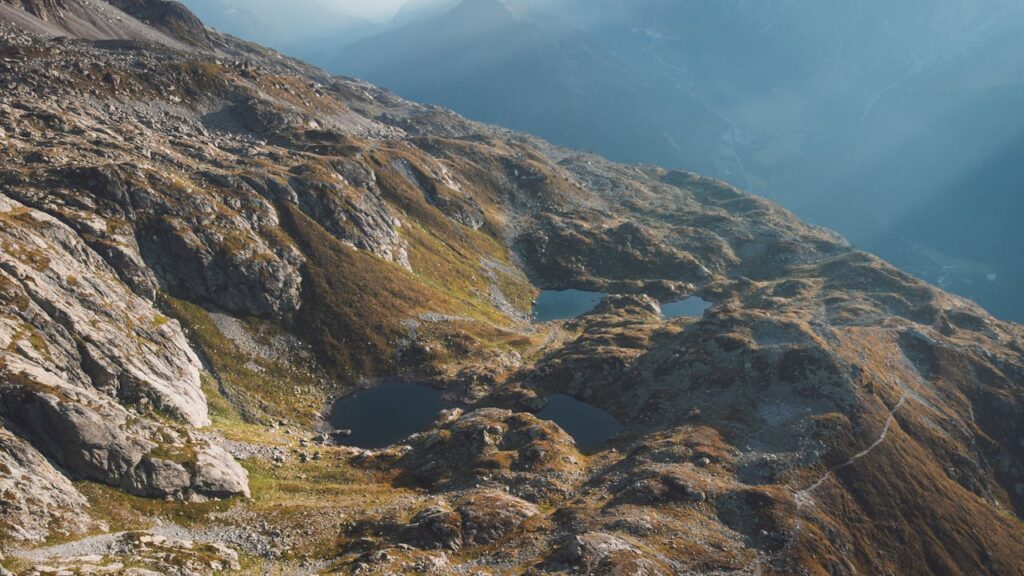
top-left (332, 0), bottom-right (1024, 324)
top-left (0, 0), bottom-right (206, 46)
top-left (334, 0), bottom-right (728, 178)
top-left (0, 1), bottom-right (1022, 574)
top-left (177, 0), bottom-right (379, 64)
top-left (390, 0), bottom-right (458, 27)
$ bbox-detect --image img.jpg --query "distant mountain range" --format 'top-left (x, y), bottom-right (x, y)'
top-left (334, 0), bottom-right (729, 178)
top-left (331, 0), bottom-right (1024, 321)
top-left (178, 0), bottom-right (381, 62)
top-left (389, 0), bottom-right (458, 26)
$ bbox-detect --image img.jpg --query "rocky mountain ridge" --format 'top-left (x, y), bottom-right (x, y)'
top-left (0, 1), bottom-right (1022, 574)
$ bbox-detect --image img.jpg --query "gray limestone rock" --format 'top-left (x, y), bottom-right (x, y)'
top-left (191, 444), bottom-right (251, 499)
top-left (0, 427), bottom-right (93, 543)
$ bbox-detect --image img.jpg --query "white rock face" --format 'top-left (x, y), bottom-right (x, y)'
top-left (0, 194), bottom-right (248, 517)
top-left (192, 444), bottom-right (251, 499)
top-left (0, 193), bottom-right (207, 426)
top-left (0, 428), bottom-right (93, 543)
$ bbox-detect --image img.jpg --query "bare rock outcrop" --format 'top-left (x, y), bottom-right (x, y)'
top-left (0, 193), bottom-right (206, 425)
top-left (105, 0), bottom-right (212, 47)
top-left (399, 408), bottom-right (585, 500)
top-left (457, 490), bottom-right (540, 546)
top-left (0, 195), bottom-right (248, 504)
top-left (0, 427), bottom-right (92, 543)
top-left (0, 0), bottom-right (196, 47)
top-left (543, 532), bottom-right (674, 576)
top-left (400, 491), bottom-right (541, 552)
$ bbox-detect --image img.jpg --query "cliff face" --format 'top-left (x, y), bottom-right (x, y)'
top-left (0, 2), bottom-right (1022, 575)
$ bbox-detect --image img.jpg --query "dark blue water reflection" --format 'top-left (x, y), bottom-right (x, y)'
top-left (532, 290), bottom-right (609, 322)
top-left (536, 394), bottom-right (622, 449)
top-left (330, 382), bottom-right (454, 449)
top-left (661, 296), bottom-right (712, 319)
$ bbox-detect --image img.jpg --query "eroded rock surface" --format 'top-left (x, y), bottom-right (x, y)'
top-left (0, 193), bottom-right (250, 508)
top-left (0, 428), bottom-right (93, 543)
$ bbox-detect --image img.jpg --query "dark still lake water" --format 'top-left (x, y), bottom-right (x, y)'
top-left (330, 384), bottom-right (622, 451)
top-left (536, 394), bottom-right (622, 449)
top-left (532, 290), bottom-right (608, 322)
top-left (329, 382), bottom-right (454, 449)
top-left (661, 296), bottom-right (712, 319)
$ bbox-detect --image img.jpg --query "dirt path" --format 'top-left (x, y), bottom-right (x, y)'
top-left (775, 393), bottom-right (910, 570)
top-left (14, 531), bottom-right (122, 563)
top-left (794, 395), bottom-right (908, 509)
top-left (15, 522), bottom-right (239, 563)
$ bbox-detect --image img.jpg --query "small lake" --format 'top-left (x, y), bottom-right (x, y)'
top-left (532, 289), bottom-right (608, 322)
top-left (536, 394), bottom-right (623, 449)
top-left (661, 296), bottom-right (712, 319)
top-left (329, 382), bottom-right (454, 449)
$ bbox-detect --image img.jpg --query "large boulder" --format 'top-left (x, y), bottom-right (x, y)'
top-left (191, 444), bottom-right (251, 499)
